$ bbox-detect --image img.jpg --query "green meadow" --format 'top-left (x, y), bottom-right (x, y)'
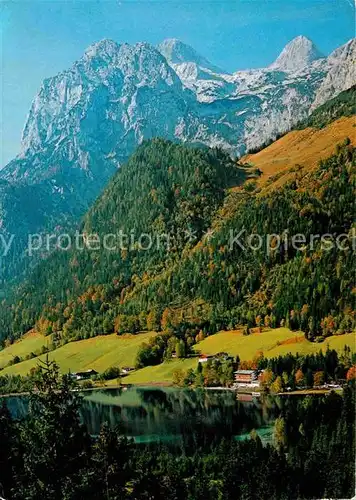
top-left (124, 328), bottom-right (355, 384)
top-left (0, 331), bottom-right (51, 370)
top-left (0, 332), bottom-right (156, 376)
top-left (0, 327), bottom-right (354, 384)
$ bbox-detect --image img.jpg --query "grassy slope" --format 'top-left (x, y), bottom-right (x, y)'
top-left (195, 328), bottom-right (299, 358)
top-left (242, 116), bottom-right (355, 185)
top-left (0, 331), bottom-right (51, 369)
top-left (0, 328), bottom-right (354, 383)
top-left (0, 332), bottom-right (156, 376)
top-left (124, 329), bottom-right (355, 384)
top-left (123, 359), bottom-right (198, 385)
top-left (266, 333), bottom-right (356, 358)
top-left (195, 328), bottom-right (355, 359)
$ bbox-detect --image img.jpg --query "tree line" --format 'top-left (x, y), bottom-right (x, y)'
top-left (170, 347), bottom-right (356, 390)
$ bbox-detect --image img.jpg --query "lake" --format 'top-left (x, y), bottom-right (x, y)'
top-left (3, 386), bottom-right (285, 444)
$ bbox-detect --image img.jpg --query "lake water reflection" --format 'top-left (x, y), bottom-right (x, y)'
top-left (81, 387), bottom-right (279, 443)
top-left (4, 387), bottom-right (283, 444)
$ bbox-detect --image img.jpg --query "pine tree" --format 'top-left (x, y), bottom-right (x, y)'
top-left (0, 401), bottom-right (17, 498)
top-left (13, 357), bottom-right (92, 499)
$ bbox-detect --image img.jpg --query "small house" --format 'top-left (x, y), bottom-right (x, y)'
top-left (198, 354), bottom-right (214, 363)
top-left (121, 367), bottom-right (135, 375)
top-left (71, 369), bottom-right (98, 381)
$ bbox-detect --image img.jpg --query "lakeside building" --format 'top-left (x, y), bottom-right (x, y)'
top-left (234, 369), bottom-right (264, 387)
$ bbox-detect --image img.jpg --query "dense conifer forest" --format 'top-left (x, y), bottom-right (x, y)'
top-left (0, 138), bottom-right (354, 348)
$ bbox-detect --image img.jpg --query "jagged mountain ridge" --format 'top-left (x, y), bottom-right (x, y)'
top-left (158, 38), bottom-right (224, 73)
top-left (312, 39), bottom-right (356, 109)
top-left (0, 36), bottom-right (355, 282)
top-left (5, 35), bottom-right (355, 173)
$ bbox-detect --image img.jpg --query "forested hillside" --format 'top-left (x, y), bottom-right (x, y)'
top-left (0, 132), bottom-right (354, 348)
top-left (298, 84), bottom-right (356, 129)
top-left (0, 141), bottom-right (246, 342)
top-left (115, 141), bottom-right (354, 341)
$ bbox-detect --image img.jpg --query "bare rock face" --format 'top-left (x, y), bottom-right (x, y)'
top-left (0, 35), bottom-right (354, 281)
top-left (269, 35), bottom-right (324, 71)
top-left (312, 39), bottom-right (356, 109)
top-left (11, 40), bottom-right (190, 188)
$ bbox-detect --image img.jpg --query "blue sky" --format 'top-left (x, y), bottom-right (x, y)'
top-left (1, 0), bottom-right (354, 166)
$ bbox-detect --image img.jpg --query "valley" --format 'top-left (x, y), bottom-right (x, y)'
top-left (0, 95), bottom-right (355, 383)
top-left (1, 327), bottom-right (354, 386)
top-left (1, 6), bottom-right (355, 497)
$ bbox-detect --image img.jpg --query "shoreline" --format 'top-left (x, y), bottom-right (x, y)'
top-left (0, 383), bottom-right (343, 398)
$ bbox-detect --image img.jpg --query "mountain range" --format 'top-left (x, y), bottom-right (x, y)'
top-left (0, 35), bottom-right (355, 282)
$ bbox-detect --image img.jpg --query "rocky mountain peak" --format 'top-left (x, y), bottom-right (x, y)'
top-left (18, 40), bottom-right (182, 157)
top-left (158, 38), bottom-right (222, 73)
top-left (270, 35), bottom-right (324, 71)
top-left (115, 42), bottom-right (180, 83)
top-left (83, 38), bottom-right (121, 60)
top-left (81, 40), bottom-right (173, 79)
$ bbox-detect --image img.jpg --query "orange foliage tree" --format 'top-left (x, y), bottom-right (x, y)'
top-left (346, 366), bottom-right (356, 381)
top-left (295, 369), bottom-right (304, 386)
top-left (260, 368), bottom-right (273, 388)
top-left (161, 308), bottom-right (173, 332)
top-left (313, 371), bottom-right (325, 387)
